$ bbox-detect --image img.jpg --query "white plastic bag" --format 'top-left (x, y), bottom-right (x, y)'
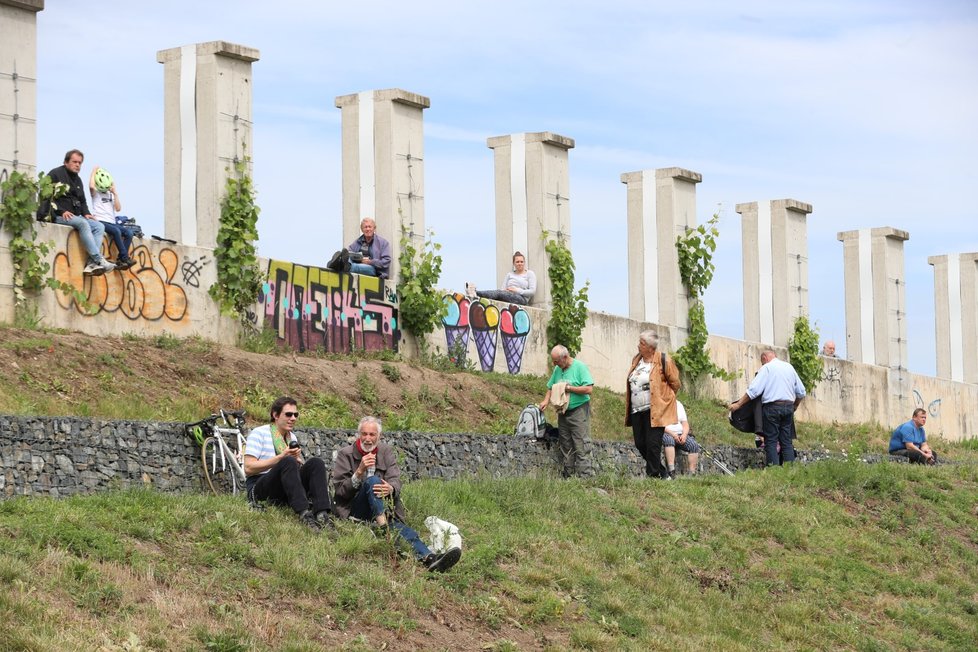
top-left (424, 516), bottom-right (462, 553)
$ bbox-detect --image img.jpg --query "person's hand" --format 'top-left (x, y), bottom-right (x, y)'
top-left (357, 452), bottom-right (377, 476)
top-left (506, 286), bottom-right (519, 292)
top-left (372, 479), bottom-right (393, 498)
top-left (283, 446), bottom-right (301, 460)
top-left (362, 257), bottom-right (372, 265)
top-left (538, 401), bottom-right (548, 411)
top-left (62, 211), bottom-right (74, 219)
top-left (676, 432), bottom-right (687, 445)
top-left (84, 214), bottom-right (96, 221)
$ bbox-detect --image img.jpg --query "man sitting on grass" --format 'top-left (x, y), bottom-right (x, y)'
top-left (332, 416), bottom-right (461, 572)
top-left (889, 408), bottom-right (938, 465)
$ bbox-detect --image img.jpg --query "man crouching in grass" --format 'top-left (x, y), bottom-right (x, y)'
top-left (332, 416), bottom-right (461, 572)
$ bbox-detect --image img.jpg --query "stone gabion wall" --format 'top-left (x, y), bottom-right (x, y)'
top-left (1, 415), bottom-right (889, 499)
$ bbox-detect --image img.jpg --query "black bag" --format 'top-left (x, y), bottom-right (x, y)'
top-left (327, 249), bottom-right (350, 272)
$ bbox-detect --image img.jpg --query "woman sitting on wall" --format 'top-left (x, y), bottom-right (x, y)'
top-left (465, 251), bottom-right (536, 306)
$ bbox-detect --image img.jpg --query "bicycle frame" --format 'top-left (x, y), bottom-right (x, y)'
top-left (200, 409), bottom-right (249, 495)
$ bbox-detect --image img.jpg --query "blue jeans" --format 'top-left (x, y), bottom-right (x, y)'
top-left (349, 262), bottom-right (377, 276)
top-left (351, 476), bottom-right (431, 559)
top-left (102, 222), bottom-right (133, 261)
top-left (762, 402), bottom-right (796, 466)
top-left (56, 214), bottom-right (105, 259)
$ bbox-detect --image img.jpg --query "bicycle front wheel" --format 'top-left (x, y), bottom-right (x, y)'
top-left (201, 436), bottom-right (240, 496)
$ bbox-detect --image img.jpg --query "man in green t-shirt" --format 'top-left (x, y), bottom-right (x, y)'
top-left (539, 345), bottom-right (594, 477)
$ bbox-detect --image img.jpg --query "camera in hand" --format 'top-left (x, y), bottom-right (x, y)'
top-left (289, 441), bottom-right (300, 450)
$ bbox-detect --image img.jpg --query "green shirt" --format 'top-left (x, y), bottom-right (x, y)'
top-left (547, 359), bottom-right (594, 411)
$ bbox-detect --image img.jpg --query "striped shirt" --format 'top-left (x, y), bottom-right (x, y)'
top-left (244, 424), bottom-right (297, 475)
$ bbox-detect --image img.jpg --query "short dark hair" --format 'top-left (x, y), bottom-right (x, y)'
top-left (64, 149), bottom-right (84, 163)
top-left (912, 408), bottom-right (927, 418)
top-left (270, 396), bottom-right (298, 421)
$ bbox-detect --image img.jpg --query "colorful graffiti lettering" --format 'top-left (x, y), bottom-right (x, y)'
top-left (441, 293), bottom-right (530, 373)
top-left (53, 229), bottom-right (188, 322)
top-left (260, 260), bottom-right (399, 353)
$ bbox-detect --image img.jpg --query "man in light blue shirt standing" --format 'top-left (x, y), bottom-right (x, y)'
top-left (729, 349), bottom-right (806, 466)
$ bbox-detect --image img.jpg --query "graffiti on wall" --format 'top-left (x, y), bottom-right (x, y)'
top-left (912, 389), bottom-right (942, 418)
top-left (53, 229), bottom-right (189, 322)
top-left (260, 260), bottom-right (399, 353)
top-left (442, 293), bottom-right (531, 374)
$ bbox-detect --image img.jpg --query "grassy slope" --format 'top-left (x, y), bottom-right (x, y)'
top-left (1, 463), bottom-right (977, 651)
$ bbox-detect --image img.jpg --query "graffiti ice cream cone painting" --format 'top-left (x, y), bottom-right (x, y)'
top-left (468, 300), bottom-right (500, 372)
top-left (500, 305), bottom-right (531, 374)
top-left (442, 293), bottom-right (471, 364)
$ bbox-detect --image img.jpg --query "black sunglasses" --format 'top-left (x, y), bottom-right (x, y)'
top-left (283, 411), bottom-right (299, 418)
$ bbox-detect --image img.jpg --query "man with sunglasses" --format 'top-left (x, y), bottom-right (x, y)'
top-left (244, 396), bottom-right (336, 533)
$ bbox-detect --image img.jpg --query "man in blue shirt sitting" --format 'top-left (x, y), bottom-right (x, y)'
top-left (889, 408), bottom-right (937, 465)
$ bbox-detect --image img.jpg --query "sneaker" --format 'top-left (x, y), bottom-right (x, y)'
top-left (83, 259), bottom-right (105, 276)
top-left (315, 511), bottom-right (338, 537)
top-left (99, 258), bottom-right (117, 273)
top-left (464, 282), bottom-right (477, 299)
top-left (424, 546), bottom-right (462, 573)
top-left (115, 258), bottom-right (134, 271)
top-left (298, 509), bottom-right (322, 533)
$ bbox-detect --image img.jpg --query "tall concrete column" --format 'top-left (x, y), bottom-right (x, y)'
top-left (486, 132), bottom-right (575, 307)
top-left (620, 167), bottom-right (701, 333)
top-left (837, 227), bottom-right (910, 369)
top-left (928, 252), bottom-right (978, 384)
top-left (157, 41), bottom-right (259, 249)
top-left (736, 199), bottom-right (813, 347)
top-left (0, 0), bottom-right (43, 179)
top-left (335, 89), bottom-right (430, 280)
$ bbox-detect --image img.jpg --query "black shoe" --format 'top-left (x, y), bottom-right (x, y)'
top-left (315, 511), bottom-right (338, 536)
top-left (424, 546), bottom-right (462, 573)
top-left (298, 509), bottom-right (322, 533)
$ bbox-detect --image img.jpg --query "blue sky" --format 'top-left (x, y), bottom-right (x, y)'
top-left (32, 1), bottom-right (978, 376)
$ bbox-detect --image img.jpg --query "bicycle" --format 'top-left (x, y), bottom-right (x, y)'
top-left (185, 409), bottom-right (249, 496)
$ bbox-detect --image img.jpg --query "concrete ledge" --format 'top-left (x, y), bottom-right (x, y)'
top-left (487, 132), bottom-right (575, 150)
top-left (837, 227), bottom-right (910, 242)
top-left (156, 41), bottom-right (260, 64)
top-left (334, 88), bottom-right (431, 109)
top-left (0, 0), bottom-right (44, 12)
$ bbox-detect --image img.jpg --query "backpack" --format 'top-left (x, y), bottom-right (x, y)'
top-left (515, 404), bottom-right (547, 440)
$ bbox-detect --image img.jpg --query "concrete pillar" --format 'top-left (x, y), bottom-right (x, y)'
top-left (620, 167), bottom-right (701, 333)
top-left (736, 199), bottom-right (813, 347)
top-left (928, 253), bottom-right (978, 384)
top-left (486, 132), bottom-right (575, 307)
top-left (157, 41), bottom-right (259, 249)
top-left (0, 0), bottom-right (43, 180)
top-left (837, 227), bottom-right (910, 369)
top-left (335, 89), bottom-right (430, 280)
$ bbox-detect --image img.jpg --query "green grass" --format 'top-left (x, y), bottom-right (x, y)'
top-left (0, 464), bottom-right (975, 649)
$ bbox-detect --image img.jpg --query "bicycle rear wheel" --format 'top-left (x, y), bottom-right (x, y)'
top-left (201, 436), bottom-right (240, 495)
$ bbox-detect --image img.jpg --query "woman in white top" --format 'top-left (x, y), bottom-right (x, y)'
top-left (471, 251), bottom-right (536, 306)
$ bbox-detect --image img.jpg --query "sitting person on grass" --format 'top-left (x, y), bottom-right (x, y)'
top-left (889, 408), bottom-right (938, 465)
top-left (466, 251), bottom-right (536, 306)
top-left (662, 399), bottom-right (701, 478)
top-left (332, 416), bottom-right (461, 572)
top-left (244, 396), bottom-right (337, 534)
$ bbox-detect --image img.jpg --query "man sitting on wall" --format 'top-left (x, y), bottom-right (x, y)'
top-left (332, 416), bottom-right (461, 572)
top-left (40, 149), bottom-right (116, 276)
top-left (347, 217), bottom-right (392, 278)
top-left (889, 408), bottom-right (938, 465)
top-left (244, 396), bottom-right (337, 533)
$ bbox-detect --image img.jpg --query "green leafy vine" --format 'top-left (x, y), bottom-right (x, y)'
top-left (0, 170), bottom-right (92, 317)
top-left (397, 226), bottom-right (447, 356)
top-left (209, 159), bottom-right (264, 320)
top-left (788, 315), bottom-right (823, 394)
top-left (673, 211), bottom-right (733, 387)
top-left (545, 236), bottom-right (589, 357)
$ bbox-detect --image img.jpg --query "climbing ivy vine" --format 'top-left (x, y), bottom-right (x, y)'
top-left (545, 236), bottom-right (589, 357)
top-left (0, 170), bottom-right (91, 317)
top-left (397, 226), bottom-right (447, 356)
top-left (673, 211), bottom-right (733, 389)
top-left (788, 315), bottom-right (823, 394)
top-left (209, 159), bottom-right (264, 320)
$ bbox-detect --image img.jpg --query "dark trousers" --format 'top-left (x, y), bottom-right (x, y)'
top-left (102, 221), bottom-right (133, 262)
top-left (475, 289), bottom-right (528, 305)
top-left (762, 403), bottom-right (796, 466)
top-left (248, 456), bottom-right (332, 514)
top-left (890, 448), bottom-right (937, 465)
top-left (631, 409), bottom-right (665, 478)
